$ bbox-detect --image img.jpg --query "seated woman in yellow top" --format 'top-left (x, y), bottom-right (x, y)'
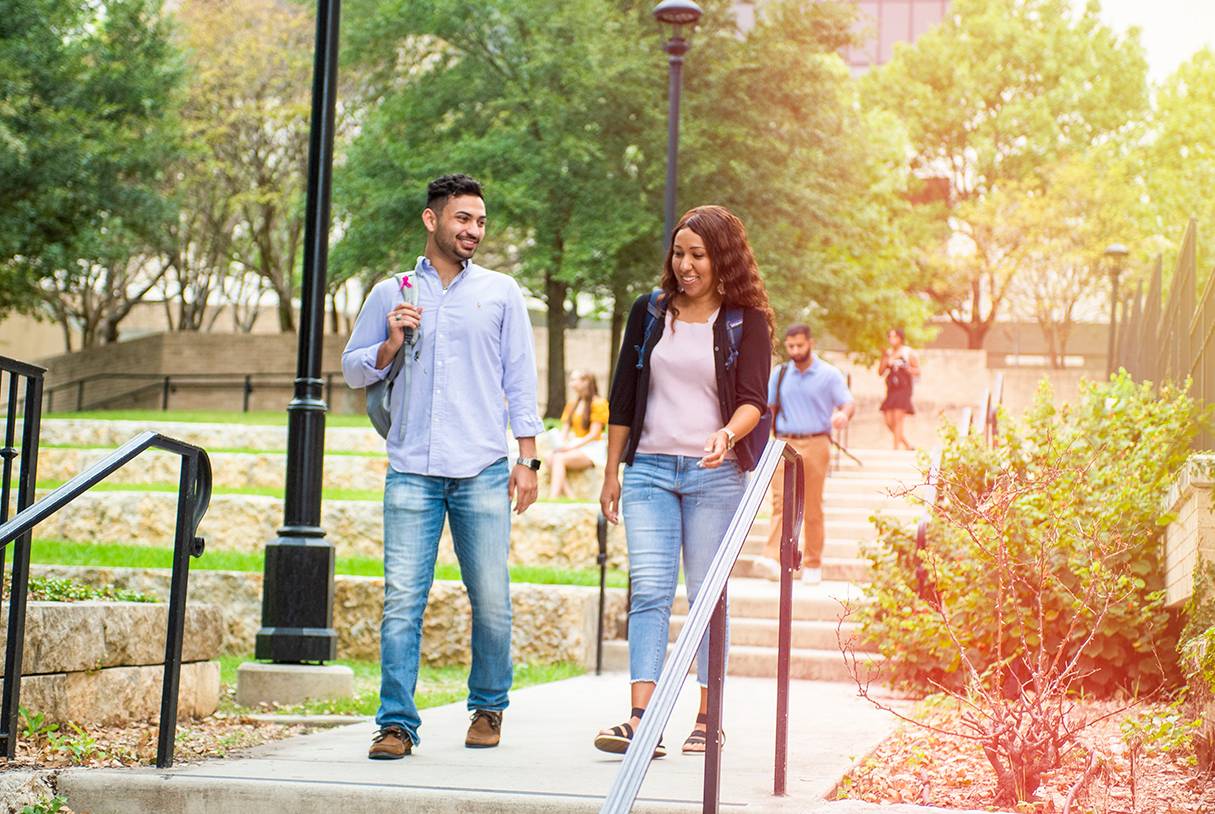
top-left (548, 370), bottom-right (609, 499)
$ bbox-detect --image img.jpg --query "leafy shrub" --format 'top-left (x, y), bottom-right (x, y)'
top-left (859, 373), bottom-right (1201, 696)
top-left (4, 575), bottom-right (156, 604)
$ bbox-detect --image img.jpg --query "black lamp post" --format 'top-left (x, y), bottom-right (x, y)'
top-left (1104, 243), bottom-right (1128, 378)
top-left (654, 0), bottom-right (703, 244)
top-left (255, 0), bottom-right (342, 663)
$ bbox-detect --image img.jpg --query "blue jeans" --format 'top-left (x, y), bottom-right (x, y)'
top-left (622, 453), bottom-right (747, 686)
top-left (377, 458), bottom-right (512, 746)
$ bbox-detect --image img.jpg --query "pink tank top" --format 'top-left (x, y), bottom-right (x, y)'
top-left (636, 310), bottom-right (724, 458)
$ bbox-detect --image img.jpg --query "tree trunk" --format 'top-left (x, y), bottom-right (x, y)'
top-left (608, 286), bottom-right (628, 388)
top-left (545, 272), bottom-right (568, 419)
top-left (965, 317), bottom-right (990, 350)
top-left (275, 281), bottom-right (295, 332)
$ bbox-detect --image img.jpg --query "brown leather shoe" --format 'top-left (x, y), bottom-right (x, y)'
top-left (465, 709), bottom-right (502, 748)
top-left (368, 724), bottom-right (411, 760)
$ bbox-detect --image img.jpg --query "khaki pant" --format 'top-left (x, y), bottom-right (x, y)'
top-left (763, 435), bottom-right (831, 569)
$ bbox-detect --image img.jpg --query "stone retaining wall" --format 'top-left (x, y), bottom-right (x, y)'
top-left (0, 601), bottom-right (223, 725)
top-left (32, 492), bottom-right (626, 571)
top-left (31, 565), bottom-right (629, 669)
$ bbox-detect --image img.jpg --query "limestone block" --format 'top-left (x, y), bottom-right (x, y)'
top-left (30, 565), bottom-right (630, 670)
top-left (40, 419), bottom-right (384, 454)
top-left (33, 491), bottom-right (627, 572)
top-left (0, 601), bottom-right (223, 675)
top-left (18, 660), bottom-right (219, 724)
top-left (235, 663), bottom-right (354, 707)
top-left (0, 770), bottom-right (57, 813)
top-left (30, 566), bottom-right (263, 656)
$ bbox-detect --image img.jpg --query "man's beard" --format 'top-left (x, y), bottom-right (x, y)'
top-left (789, 352), bottom-right (810, 364)
top-left (438, 230), bottom-right (478, 261)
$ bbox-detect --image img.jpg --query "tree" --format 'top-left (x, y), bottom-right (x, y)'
top-left (1140, 49), bottom-right (1215, 263)
top-left (170, 0), bottom-right (316, 333)
top-left (0, 0), bottom-right (182, 342)
top-left (864, 0), bottom-right (1149, 349)
top-left (335, 0), bottom-right (667, 417)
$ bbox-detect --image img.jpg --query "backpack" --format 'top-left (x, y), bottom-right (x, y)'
top-left (365, 271), bottom-right (420, 439)
top-left (635, 290), bottom-right (771, 470)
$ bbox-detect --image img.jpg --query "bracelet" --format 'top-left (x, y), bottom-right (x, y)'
top-left (720, 427), bottom-right (737, 450)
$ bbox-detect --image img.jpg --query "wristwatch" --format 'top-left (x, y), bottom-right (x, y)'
top-left (516, 456), bottom-right (542, 471)
top-left (720, 427), bottom-right (737, 450)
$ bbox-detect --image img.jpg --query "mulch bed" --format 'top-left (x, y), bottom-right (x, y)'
top-left (7, 713), bottom-right (310, 770)
top-left (836, 699), bottom-right (1214, 813)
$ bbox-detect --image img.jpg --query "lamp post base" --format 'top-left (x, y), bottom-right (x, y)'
top-left (255, 533), bottom-right (337, 663)
top-left (236, 662), bottom-right (353, 708)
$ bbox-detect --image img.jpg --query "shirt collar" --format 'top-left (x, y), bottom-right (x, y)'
top-left (790, 353), bottom-right (819, 374)
top-left (416, 255), bottom-right (472, 278)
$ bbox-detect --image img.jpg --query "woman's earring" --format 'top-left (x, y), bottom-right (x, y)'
top-left (716, 282), bottom-right (725, 295)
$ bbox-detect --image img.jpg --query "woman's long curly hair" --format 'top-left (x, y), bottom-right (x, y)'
top-left (660, 205), bottom-right (776, 345)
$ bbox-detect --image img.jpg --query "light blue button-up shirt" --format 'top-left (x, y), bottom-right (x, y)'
top-left (341, 256), bottom-right (545, 478)
top-left (768, 354), bottom-right (853, 436)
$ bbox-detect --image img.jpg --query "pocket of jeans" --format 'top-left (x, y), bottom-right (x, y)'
top-left (621, 464), bottom-right (653, 504)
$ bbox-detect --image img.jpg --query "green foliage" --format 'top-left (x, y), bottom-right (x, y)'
top-left (860, 373), bottom-right (1202, 695)
top-left (19, 709), bottom-right (59, 741)
top-left (1181, 559), bottom-right (1215, 694)
top-left (15, 575), bottom-right (156, 604)
top-left (1, 0), bottom-right (184, 339)
top-left (20, 797), bottom-right (68, 814)
top-left (863, 0), bottom-right (1149, 348)
top-left (46, 721), bottom-right (102, 764)
top-left (1121, 695), bottom-right (1201, 761)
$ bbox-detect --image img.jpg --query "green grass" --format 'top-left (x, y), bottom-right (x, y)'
top-left (37, 479), bottom-right (385, 502)
top-left (36, 479), bottom-right (600, 506)
top-left (216, 654), bottom-right (583, 717)
top-left (44, 409), bottom-right (373, 428)
top-left (29, 539), bottom-right (629, 587)
top-left (41, 441), bottom-right (381, 457)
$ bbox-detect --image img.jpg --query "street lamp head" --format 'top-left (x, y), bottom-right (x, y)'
top-left (1104, 243), bottom-right (1129, 261)
top-left (653, 0), bottom-right (703, 26)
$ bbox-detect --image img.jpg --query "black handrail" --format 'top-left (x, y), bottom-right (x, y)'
top-left (0, 429), bottom-right (212, 769)
top-left (35, 370), bottom-right (341, 414)
top-left (0, 356), bottom-right (45, 768)
top-left (600, 440), bottom-right (804, 813)
top-left (596, 513), bottom-right (609, 676)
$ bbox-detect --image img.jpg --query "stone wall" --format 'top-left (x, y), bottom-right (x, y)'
top-left (31, 565), bottom-right (629, 670)
top-left (1164, 455), bottom-right (1215, 607)
top-left (0, 601), bottom-right (223, 724)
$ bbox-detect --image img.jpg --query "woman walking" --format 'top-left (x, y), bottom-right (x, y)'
top-left (547, 370), bottom-right (608, 499)
top-left (595, 205), bottom-right (773, 758)
top-left (879, 328), bottom-right (919, 450)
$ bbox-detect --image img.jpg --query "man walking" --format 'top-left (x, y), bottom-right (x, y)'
top-left (341, 174), bottom-right (544, 759)
top-left (754, 324), bottom-right (854, 585)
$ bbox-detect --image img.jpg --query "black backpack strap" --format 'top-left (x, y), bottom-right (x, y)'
top-left (772, 361), bottom-right (789, 435)
top-left (634, 290), bottom-right (666, 371)
top-left (724, 307), bottom-right (744, 370)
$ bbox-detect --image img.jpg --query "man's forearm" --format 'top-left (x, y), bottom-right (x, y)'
top-left (517, 437), bottom-right (538, 459)
top-left (375, 338), bottom-right (402, 369)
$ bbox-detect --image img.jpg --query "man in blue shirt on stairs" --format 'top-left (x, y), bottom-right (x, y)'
top-left (753, 324), bottom-right (854, 586)
top-left (341, 174), bottom-right (545, 760)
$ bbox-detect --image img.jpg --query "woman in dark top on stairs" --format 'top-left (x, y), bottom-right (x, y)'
top-left (594, 205), bottom-right (773, 758)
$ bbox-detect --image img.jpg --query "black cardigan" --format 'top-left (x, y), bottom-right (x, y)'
top-left (608, 292), bottom-right (772, 471)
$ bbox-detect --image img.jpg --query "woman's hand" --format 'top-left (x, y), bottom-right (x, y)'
top-left (699, 430), bottom-right (731, 469)
top-left (600, 473), bottom-right (622, 524)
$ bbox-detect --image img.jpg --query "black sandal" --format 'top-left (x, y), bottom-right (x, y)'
top-left (594, 707), bottom-right (667, 759)
top-left (682, 712), bottom-right (726, 755)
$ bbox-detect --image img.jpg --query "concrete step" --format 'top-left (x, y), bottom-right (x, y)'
top-left (599, 640), bottom-right (878, 683)
top-left (739, 535), bottom-right (866, 561)
top-left (731, 555), bottom-right (871, 584)
top-left (668, 615), bottom-right (877, 653)
top-left (675, 578), bottom-right (868, 623)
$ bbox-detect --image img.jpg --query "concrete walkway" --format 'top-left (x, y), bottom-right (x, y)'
top-left (58, 673), bottom-right (901, 813)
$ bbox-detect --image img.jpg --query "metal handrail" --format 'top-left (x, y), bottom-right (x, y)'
top-left (35, 370), bottom-right (342, 414)
top-left (600, 440), bottom-right (804, 813)
top-left (596, 513), bottom-right (609, 676)
top-left (0, 430), bottom-right (212, 769)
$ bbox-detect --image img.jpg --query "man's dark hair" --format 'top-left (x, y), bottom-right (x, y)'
top-left (426, 174), bottom-right (484, 213)
top-left (785, 323), bottom-right (812, 340)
